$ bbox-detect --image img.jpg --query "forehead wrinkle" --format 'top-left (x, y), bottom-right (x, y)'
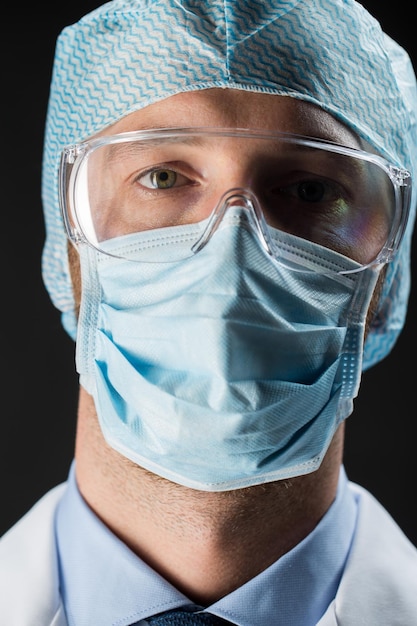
top-left (102, 133), bottom-right (211, 166)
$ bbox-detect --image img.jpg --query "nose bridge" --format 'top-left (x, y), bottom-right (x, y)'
top-left (209, 133), bottom-right (282, 228)
top-left (222, 187), bottom-right (257, 208)
top-left (191, 186), bottom-right (274, 255)
top-left (218, 187), bottom-right (263, 221)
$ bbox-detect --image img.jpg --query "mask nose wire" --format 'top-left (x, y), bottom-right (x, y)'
top-left (191, 187), bottom-right (275, 256)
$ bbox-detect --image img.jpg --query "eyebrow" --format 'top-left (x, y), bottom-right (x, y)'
top-left (103, 134), bottom-right (209, 164)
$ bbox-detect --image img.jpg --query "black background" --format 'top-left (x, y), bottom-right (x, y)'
top-left (1, 2), bottom-right (416, 545)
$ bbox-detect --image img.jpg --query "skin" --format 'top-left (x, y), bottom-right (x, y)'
top-left (72, 89), bottom-right (382, 605)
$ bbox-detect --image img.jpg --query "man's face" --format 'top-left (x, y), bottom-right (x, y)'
top-left (86, 89), bottom-right (391, 267)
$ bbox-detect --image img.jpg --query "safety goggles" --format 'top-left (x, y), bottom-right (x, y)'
top-left (59, 128), bottom-right (411, 273)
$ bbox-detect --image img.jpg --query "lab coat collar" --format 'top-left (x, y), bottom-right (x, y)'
top-left (317, 482), bottom-right (417, 625)
top-left (0, 484), bottom-right (68, 626)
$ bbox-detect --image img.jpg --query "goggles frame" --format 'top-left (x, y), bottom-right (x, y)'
top-left (59, 127), bottom-right (412, 272)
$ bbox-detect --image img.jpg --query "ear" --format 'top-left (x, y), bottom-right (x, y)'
top-left (364, 264), bottom-right (387, 339)
top-left (68, 241), bottom-right (82, 321)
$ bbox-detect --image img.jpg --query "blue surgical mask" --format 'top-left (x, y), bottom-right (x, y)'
top-left (76, 211), bottom-right (379, 491)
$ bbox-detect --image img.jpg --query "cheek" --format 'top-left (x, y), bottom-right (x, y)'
top-left (344, 209), bottom-right (390, 264)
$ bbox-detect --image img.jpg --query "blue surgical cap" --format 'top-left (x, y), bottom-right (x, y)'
top-left (41, 0), bottom-right (417, 370)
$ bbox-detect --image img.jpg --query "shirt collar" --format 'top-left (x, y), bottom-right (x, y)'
top-left (55, 462), bottom-right (357, 626)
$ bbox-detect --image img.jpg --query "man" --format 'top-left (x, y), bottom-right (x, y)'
top-left (1, 1), bottom-right (417, 624)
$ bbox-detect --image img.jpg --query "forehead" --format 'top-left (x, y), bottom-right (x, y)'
top-left (100, 89), bottom-right (363, 150)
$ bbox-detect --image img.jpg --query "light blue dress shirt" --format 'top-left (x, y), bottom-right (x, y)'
top-left (55, 462), bottom-right (358, 626)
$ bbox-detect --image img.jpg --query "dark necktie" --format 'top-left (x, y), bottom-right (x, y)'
top-left (136, 608), bottom-right (234, 625)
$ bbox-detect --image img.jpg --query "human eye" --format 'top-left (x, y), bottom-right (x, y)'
top-left (136, 165), bottom-right (193, 190)
top-left (263, 171), bottom-right (354, 248)
top-left (277, 176), bottom-right (346, 208)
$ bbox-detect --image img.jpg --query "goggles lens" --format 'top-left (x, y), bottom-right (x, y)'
top-left (60, 128), bottom-right (411, 272)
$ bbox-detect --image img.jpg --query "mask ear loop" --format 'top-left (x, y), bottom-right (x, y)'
top-left (191, 187), bottom-right (276, 256)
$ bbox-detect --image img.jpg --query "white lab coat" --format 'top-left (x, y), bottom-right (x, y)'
top-left (1, 481), bottom-right (416, 625)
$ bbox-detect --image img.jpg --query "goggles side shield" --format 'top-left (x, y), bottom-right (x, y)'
top-left (59, 128), bottom-right (412, 273)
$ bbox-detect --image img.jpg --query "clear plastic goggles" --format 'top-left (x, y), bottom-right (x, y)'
top-left (59, 128), bottom-right (411, 272)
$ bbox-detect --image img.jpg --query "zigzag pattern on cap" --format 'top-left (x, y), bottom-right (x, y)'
top-left (44, 0), bottom-right (409, 158)
top-left (41, 0), bottom-right (417, 366)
